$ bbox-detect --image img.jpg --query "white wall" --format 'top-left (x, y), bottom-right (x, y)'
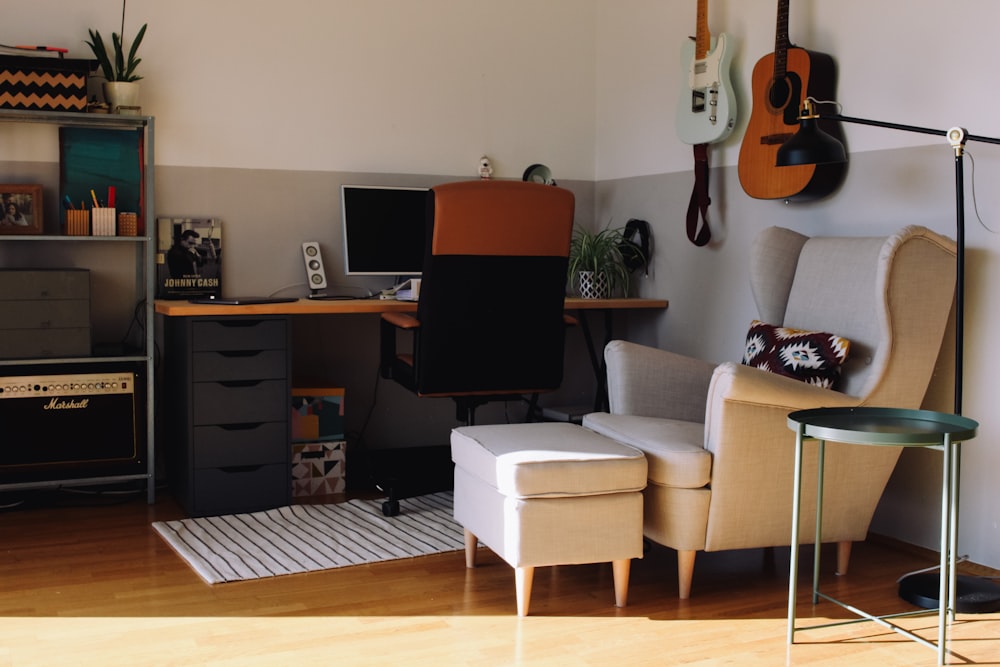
top-left (4, 0), bottom-right (597, 180)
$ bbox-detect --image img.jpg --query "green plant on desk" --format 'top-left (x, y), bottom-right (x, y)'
top-left (568, 224), bottom-right (638, 298)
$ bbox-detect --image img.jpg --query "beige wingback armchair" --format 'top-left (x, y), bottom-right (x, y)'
top-left (582, 225), bottom-right (957, 598)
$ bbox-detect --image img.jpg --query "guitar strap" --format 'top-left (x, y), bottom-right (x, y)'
top-left (686, 143), bottom-right (712, 247)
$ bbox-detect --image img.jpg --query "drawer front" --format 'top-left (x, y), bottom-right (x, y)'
top-left (0, 269), bottom-right (90, 300)
top-left (0, 299), bottom-right (90, 329)
top-left (192, 319), bottom-right (286, 352)
top-left (193, 379), bottom-right (288, 425)
top-left (0, 328), bottom-right (91, 358)
top-left (191, 463), bottom-right (290, 517)
top-left (192, 349), bottom-right (287, 382)
top-left (194, 422), bottom-right (288, 469)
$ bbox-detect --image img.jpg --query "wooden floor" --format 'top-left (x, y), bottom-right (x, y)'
top-left (1, 487), bottom-right (998, 666)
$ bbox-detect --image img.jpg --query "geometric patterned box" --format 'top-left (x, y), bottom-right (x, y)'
top-left (0, 56), bottom-right (93, 112)
top-left (291, 441), bottom-right (346, 497)
top-left (290, 387), bottom-right (345, 442)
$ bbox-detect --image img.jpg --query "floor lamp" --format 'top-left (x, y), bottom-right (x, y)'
top-left (776, 98), bottom-right (1000, 613)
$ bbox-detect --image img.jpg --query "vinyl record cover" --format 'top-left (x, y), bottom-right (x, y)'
top-left (155, 217), bottom-right (222, 299)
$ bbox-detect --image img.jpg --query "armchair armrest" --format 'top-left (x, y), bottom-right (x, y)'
top-left (704, 361), bottom-right (859, 466)
top-left (604, 340), bottom-right (716, 422)
top-left (707, 361), bottom-right (858, 413)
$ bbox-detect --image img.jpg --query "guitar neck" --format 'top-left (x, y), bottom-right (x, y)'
top-left (773, 0), bottom-right (790, 78)
top-left (694, 0), bottom-right (710, 60)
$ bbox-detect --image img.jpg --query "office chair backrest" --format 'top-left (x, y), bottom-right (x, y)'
top-left (414, 180), bottom-right (575, 397)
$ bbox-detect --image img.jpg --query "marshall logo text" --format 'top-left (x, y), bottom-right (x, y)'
top-left (44, 397), bottom-right (90, 410)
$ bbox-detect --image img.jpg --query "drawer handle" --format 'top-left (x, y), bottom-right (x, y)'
top-left (218, 380), bottom-right (262, 388)
top-left (215, 422), bottom-right (266, 431)
top-left (217, 320), bottom-right (268, 329)
top-left (217, 350), bottom-right (264, 358)
top-left (218, 465), bottom-right (265, 473)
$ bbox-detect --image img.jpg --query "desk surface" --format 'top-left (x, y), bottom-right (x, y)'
top-left (154, 296), bottom-right (668, 317)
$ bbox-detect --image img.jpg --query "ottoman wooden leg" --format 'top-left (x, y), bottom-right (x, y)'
top-left (612, 559), bottom-right (631, 607)
top-left (464, 529), bottom-right (478, 568)
top-left (515, 566), bottom-right (535, 617)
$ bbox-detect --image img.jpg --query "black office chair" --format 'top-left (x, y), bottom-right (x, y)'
top-left (380, 179), bottom-right (576, 424)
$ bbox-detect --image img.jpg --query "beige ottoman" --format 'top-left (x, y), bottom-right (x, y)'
top-left (451, 422), bottom-right (647, 616)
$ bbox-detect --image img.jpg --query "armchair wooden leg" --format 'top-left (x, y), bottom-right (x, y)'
top-left (836, 540), bottom-right (852, 576)
top-left (464, 529), bottom-right (478, 568)
top-left (677, 550), bottom-right (696, 599)
top-left (612, 559), bottom-right (631, 607)
top-left (515, 566), bottom-right (535, 617)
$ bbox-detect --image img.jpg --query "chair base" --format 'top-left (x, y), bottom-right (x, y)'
top-left (363, 445), bottom-right (454, 516)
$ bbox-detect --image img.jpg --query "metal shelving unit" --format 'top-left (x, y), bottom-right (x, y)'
top-left (0, 109), bottom-right (156, 502)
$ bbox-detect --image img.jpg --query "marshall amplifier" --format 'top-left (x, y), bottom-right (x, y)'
top-left (0, 362), bottom-right (145, 483)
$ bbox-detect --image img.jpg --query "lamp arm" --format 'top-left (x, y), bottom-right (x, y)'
top-left (819, 112), bottom-right (1000, 147)
top-left (822, 113), bottom-right (948, 139)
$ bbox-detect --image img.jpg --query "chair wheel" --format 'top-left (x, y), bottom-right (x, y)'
top-left (382, 499), bottom-right (400, 517)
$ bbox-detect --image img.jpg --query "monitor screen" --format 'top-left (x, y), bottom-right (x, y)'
top-left (341, 185), bottom-right (430, 277)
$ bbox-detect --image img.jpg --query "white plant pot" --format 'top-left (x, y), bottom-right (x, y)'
top-left (577, 270), bottom-right (610, 299)
top-left (103, 81), bottom-right (141, 113)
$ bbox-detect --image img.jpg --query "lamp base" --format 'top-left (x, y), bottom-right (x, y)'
top-left (898, 572), bottom-right (1000, 613)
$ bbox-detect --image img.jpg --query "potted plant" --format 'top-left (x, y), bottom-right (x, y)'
top-left (85, 1), bottom-right (147, 112)
top-left (567, 224), bottom-right (638, 298)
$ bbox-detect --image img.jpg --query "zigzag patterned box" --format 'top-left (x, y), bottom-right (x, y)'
top-left (0, 56), bottom-right (95, 112)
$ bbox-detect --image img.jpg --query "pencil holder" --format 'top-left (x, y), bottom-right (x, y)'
top-left (92, 207), bottom-right (117, 236)
top-left (65, 210), bottom-right (90, 236)
top-left (118, 211), bottom-right (138, 236)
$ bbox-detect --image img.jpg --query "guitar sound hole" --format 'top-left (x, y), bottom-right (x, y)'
top-left (769, 78), bottom-right (791, 110)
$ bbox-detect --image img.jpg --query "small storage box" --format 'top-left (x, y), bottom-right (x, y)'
top-left (292, 441), bottom-right (346, 497)
top-left (291, 387), bottom-right (345, 442)
top-left (0, 56), bottom-right (95, 112)
top-left (0, 268), bottom-right (91, 358)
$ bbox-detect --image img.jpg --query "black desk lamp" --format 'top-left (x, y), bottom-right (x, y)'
top-left (777, 99), bottom-right (1000, 613)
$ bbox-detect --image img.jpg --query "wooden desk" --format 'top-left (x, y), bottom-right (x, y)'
top-left (156, 296), bottom-right (666, 516)
top-left (155, 296), bottom-right (668, 413)
top-left (154, 296), bottom-right (667, 317)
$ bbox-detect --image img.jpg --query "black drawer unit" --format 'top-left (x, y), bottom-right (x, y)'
top-left (165, 315), bottom-right (291, 517)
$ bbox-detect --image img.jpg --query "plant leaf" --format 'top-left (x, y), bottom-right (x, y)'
top-left (85, 29), bottom-right (115, 82)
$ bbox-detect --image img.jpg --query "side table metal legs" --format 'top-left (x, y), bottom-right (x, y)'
top-left (787, 427), bottom-right (961, 666)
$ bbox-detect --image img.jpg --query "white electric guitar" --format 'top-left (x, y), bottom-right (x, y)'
top-left (676, 0), bottom-right (736, 145)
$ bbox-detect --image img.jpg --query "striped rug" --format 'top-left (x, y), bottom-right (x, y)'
top-left (152, 492), bottom-right (464, 584)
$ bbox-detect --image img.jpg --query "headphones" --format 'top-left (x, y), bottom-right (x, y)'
top-left (619, 218), bottom-right (651, 274)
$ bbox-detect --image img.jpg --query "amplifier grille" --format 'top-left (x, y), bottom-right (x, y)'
top-left (0, 366), bottom-right (144, 481)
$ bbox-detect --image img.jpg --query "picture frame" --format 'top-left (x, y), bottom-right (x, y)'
top-left (0, 185), bottom-right (43, 235)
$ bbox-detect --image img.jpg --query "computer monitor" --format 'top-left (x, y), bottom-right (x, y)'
top-left (341, 184), bottom-right (430, 277)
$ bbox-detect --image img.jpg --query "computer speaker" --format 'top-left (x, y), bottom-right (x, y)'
top-left (301, 241), bottom-right (328, 292)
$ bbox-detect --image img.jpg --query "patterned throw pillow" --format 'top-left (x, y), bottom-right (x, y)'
top-left (742, 320), bottom-right (851, 389)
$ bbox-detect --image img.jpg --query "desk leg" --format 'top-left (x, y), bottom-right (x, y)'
top-left (575, 309), bottom-right (614, 412)
top-left (787, 426), bottom-right (807, 644)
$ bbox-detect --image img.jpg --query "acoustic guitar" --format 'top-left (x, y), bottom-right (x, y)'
top-left (676, 0), bottom-right (736, 145)
top-left (737, 0), bottom-right (845, 200)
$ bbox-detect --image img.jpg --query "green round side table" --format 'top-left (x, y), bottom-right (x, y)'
top-left (786, 407), bottom-right (978, 666)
